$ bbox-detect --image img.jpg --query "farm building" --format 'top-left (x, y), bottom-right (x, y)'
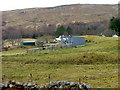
top-left (61, 36), bottom-right (85, 47)
top-left (21, 36), bottom-right (85, 48)
top-left (21, 41), bottom-right (36, 46)
top-left (112, 34), bottom-right (118, 37)
top-left (44, 42), bottom-right (60, 49)
top-left (56, 36), bottom-right (62, 41)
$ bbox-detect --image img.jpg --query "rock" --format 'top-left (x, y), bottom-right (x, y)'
top-left (27, 83), bottom-right (32, 87)
top-left (0, 83), bottom-right (4, 88)
top-left (70, 82), bottom-right (76, 86)
top-left (65, 81), bottom-right (70, 85)
top-left (78, 84), bottom-right (82, 89)
top-left (9, 84), bottom-right (13, 88)
top-left (1, 80), bottom-right (91, 89)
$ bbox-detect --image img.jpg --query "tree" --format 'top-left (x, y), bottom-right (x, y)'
top-left (109, 17), bottom-right (120, 36)
top-left (32, 34), bottom-right (37, 39)
top-left (55, 25), bottom-right (66, 37)
top-left (2, 26), bottom-right (22, 46)
top-left (66, 26), bottom-right (73, 35)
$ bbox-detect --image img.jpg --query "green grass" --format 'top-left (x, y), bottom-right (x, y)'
top-left (2, 36), bottom-right (118, 64)
top-left (2, 48), bottom-right (26, 55)
top-left (2, 35), bottom-right (119, 88)
top-left (2, 63), bottom-right (118, 88)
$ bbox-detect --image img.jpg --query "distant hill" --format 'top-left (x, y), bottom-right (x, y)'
top-left (1, 4), bottom-right (118, 38)
top-left (2, 4), bottom-right (118, 27)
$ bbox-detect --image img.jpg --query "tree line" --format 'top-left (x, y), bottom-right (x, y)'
top-left (109, 17), bottom-right (120, 36)
top-left (2, 18), bottom-right (119, 41)
top-left (55, 26), bottom-right (72, 37)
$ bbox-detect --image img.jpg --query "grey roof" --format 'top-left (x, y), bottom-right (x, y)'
top-left (22, 41), bottom-right (35, 43)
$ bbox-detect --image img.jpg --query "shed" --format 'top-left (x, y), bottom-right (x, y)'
top-left (21, 41), bottom-right (36, 46)
top-left (61, 36), bottom-right (85, 47)
top-left (56, 36), bottom-right (62, 41)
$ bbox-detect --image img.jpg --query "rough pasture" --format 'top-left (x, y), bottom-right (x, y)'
top-left (2, 36), bottom-right (119, 88)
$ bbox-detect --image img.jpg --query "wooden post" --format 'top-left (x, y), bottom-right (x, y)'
top-left (30, 73), bottom-right (33, 82)
top-left (79, 78), bottom-right (81, 84)
top-left (48, 74), bottom-right (51, 85)
top-left (3, 75), bottom-right (7, 87)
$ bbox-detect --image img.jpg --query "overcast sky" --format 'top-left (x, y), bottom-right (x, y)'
top-left (1, 0), bottom-right (119, 11)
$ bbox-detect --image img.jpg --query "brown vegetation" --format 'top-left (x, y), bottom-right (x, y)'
top-left (1, 4), bottom-right (118, 39)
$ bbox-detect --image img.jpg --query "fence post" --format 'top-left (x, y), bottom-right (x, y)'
top-left (3, 74), bottom-right (7, 87)
top-left (79, 78), bottom-right (81, 84)
top-left (48, 74), bottom-right (51, 86)
top-left (29, 73), bottom-right (33, 82)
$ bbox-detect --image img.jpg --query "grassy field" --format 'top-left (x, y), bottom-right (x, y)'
top-left (2, 35), bottom-right (119, 88)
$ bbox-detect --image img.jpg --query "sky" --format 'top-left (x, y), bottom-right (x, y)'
top-left (0, 0), bottom-right (120, 11)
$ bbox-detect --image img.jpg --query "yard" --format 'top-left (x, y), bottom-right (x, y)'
top-left (2, 35), bottom-right (119, 88)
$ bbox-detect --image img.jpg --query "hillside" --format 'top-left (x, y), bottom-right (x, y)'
top-left (1, 4), bottom-right (119, 39)
top-left (2, 4), bottom-right (118, 27)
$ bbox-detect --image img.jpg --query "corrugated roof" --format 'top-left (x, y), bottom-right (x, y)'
top-left (22, 38), bottom-right (37, 41)
top-left (22, 41), bottom-right (35, 43)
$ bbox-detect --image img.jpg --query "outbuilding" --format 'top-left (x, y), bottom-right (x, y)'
top-left (61, 36), bottom-right (85, 47)
top-left (21, 41), bottom-right (36, 46)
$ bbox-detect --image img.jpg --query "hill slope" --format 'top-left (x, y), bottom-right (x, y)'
top-left (2, 4), bottom-right (118, 27)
